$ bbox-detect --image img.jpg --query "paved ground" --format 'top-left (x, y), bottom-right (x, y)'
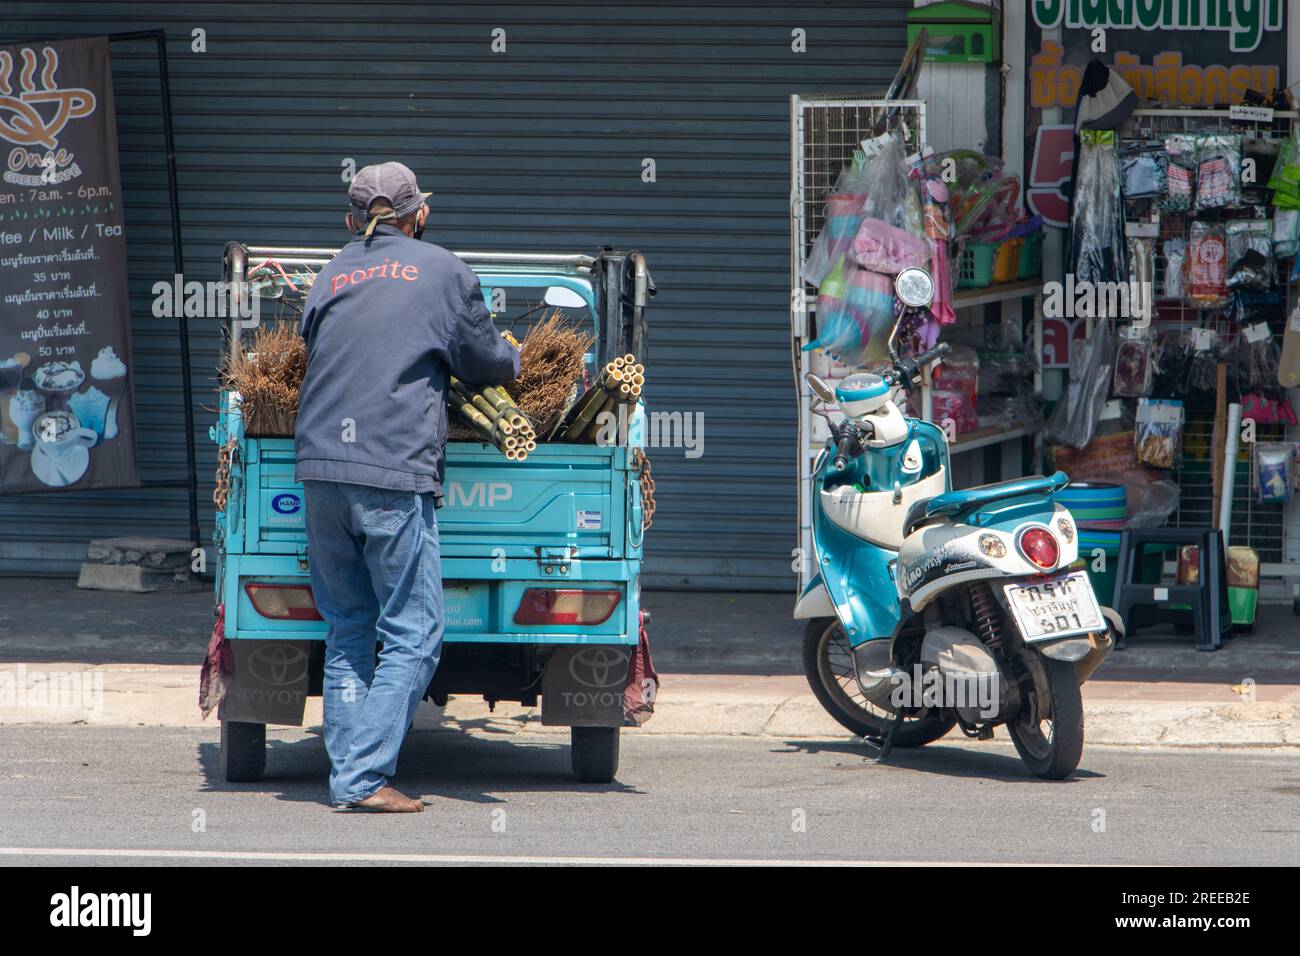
top-left (1, 726), bottom-right (1297, 865)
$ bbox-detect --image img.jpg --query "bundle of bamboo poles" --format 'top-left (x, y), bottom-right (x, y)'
top-left (448, 376), bottom-right (538, 461)
top-left (555, 353), bottom-right (645, 443)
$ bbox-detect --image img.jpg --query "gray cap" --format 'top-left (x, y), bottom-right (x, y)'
top-left (348, 162), bottom-right (431, 236)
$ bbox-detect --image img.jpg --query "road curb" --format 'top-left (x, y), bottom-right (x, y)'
top-left (1, 662), bottom-right (1297, 746)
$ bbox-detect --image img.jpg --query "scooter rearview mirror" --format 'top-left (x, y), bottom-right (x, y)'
top-left (894, 267), bottom-right (934, 308)
top-left (804, 372), bottom-right (837, 405)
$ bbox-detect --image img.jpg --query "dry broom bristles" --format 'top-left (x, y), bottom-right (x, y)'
top-left (218, 322), bottom-right (306, 437)
top-left (506, 310), bottom-right (594, 436)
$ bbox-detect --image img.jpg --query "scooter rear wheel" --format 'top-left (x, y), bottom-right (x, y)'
top-left (1006, 658), bottom-right (1084, 780)
top-left (803, 618), bottom-right (954, 746)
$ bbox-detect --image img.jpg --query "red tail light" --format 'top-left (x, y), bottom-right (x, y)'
top-left (514, 589), bottom-right (620, 625)
top-left (244, 583), bottom-right (323, 620)
top-left (1018, 528), bottom-right (1059, 570)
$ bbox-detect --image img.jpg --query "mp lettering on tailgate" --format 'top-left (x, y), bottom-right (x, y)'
top-left (446, 481), bottom-right (512, 508)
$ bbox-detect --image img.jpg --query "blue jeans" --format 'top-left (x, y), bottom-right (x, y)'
top-left (302, 480), bottom-right (443, 805)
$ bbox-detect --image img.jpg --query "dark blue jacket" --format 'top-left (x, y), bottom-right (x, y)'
top-left (294, 225), bottom-right (520, 498)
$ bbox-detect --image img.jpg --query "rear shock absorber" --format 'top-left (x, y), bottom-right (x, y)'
top-left (970, 582), bottom-right (1004, 650)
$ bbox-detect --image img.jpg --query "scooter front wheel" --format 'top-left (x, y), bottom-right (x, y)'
top-left (802, 618), bottom-right (954, 746)
top-left (1006, 657), bottom-right (1084, 780)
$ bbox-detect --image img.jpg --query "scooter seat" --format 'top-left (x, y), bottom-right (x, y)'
top-left (923, 471), bottom-right (1069, 520)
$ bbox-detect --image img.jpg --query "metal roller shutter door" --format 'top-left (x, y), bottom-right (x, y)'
top-left (0, 0), bottom-right (912, 589)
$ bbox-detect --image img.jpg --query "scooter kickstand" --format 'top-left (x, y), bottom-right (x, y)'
top-left (861, 711), bottom-right (905, 763)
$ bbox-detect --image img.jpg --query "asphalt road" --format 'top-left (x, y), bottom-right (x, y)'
top-left (1, 726), bottom-right (1297, 865)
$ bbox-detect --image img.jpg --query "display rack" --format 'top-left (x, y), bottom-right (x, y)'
top-left (1117, 108), bottom-right (1299, 597)
top-left (790, 95), bottom-right (925, 590)
top-left (789, 94), bottom-right (1045, 591)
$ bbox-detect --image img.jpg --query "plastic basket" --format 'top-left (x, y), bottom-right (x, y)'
top-left (956, 241), bottom-right (997, 288)
top-left (992, 238), bottom-right (1023, 283)
top-left (1018, 231), bottom-right (1044, 279)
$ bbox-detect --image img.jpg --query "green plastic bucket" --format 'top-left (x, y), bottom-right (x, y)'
top-left (957, 241), bottom-right (997, 288)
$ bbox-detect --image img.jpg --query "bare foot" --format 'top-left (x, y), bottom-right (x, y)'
top-left (345, 786), bottom-right (424, 812)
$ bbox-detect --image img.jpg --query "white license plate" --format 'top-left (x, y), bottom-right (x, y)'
top-left (1004, 571), bottom-right (1104, 641)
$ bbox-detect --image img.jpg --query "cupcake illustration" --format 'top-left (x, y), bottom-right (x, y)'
top-left (91, 346), bottom-right (128, 440)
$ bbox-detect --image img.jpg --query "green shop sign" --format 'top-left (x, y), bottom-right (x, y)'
top-left (1031, 0), bottom-right (1285, 53)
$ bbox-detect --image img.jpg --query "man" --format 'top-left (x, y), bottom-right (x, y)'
top-left (295, 162), bottom-right (519, 812)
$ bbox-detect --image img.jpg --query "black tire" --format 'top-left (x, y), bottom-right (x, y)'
top-left (802, 617), bottom-right (955, 746)
top-left (1007, 658), bottom-right (1084, 780)
top-left (571, 726), bottom-right (620, 783)
top-left (221, 720), bottom-right (266, 783)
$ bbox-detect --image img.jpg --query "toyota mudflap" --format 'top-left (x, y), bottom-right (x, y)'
top-left (211, 244), bottom-right (652, 784)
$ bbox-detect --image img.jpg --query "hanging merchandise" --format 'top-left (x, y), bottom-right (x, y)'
top-left (1186, 221), bottom-right (1229, 309)
top-left (1186, 327), bottom-right (1221, 393)
top-left (917, 172), bottom-right (956, 326)
top-left (1273, 209), bottom-right (1300, 257)
top-left (1193, 133), bottom-right (1242, 212)
top-left (934, 150), bottom-right (1020, 240)
top-left (1119, 141), bottom-right (1167, 200)
top-left (1242, 135), bottom-right (1280, 204)
top-left (1127, 235), bottom-right (1156, 323)
top-left (1151, 330), bottom-right (1191, 400)
top-left (1240, 391), bottom-right (1296, 426)
top-left (1162, 238), bottom-right (1187, 301)
top-left (1045, 320), bottom-right (1114, 450)
top-left (804, 258), bottom-right (884, 368)
top-left (1160, 134), bottom-right (1197, 213)
top-left (849, 217), bottom-right (931, 275)
top-left (1074, 61), bottom-right (1137, 132)
top-left (1226, 219), bottom-right (1275, 290)
top-left (1070, 133), bottom-right (1126, 295)
top-left (861, 135), bottom-right (924, 237)
top-left (1255, 443), bottom-right (1294, 503)
top-left (1134, 398), bottom-right (1184, 470)
top-left (1238, 321), bottom-right (1280, 392)
top-left (1113, 325), bottom-right (1154, 398)
top-left (1267, 129), bottom-right (1300, 209)
top-left (802, 193), bottom-right (865, 287)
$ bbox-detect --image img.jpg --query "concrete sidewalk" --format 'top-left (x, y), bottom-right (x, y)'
top-left (1, 578), bottom-right (1298, 745)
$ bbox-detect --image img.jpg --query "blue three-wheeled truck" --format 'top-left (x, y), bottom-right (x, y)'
top-left (210, 243), bottom-right (653, 784)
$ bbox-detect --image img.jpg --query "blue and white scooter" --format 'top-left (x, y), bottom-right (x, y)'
top-left (796, 267), bottom-right (1120, 779)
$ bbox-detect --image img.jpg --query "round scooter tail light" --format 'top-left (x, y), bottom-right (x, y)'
top-left (1019, 528), bottom-right (1059, 570)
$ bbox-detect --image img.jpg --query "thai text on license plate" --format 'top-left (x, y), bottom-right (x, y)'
top-left (1004, 572), bottom-right (1103, 641)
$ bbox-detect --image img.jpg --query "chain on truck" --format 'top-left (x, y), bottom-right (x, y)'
top-left (208, 243), bottom-right (655, 784)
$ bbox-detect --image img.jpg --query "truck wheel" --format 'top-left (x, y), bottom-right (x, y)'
top-left (221, 720), bottom-right (266, 783)
top-left (571, 726), bottom-right (620, 783)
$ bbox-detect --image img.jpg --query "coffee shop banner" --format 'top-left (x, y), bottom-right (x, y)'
top-left (0, 36), bottom-right (139, 494)
top-left (1023, 0), bottom-right (1289, 230)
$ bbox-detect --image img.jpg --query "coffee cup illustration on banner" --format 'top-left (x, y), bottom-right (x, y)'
top-left (31, 410), bottom-right (95, 487)
top-left (32, 360), bottom-right (86, 412)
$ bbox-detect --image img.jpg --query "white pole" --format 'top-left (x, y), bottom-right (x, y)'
top-left (1219, 403), bottom-right (1241, 540)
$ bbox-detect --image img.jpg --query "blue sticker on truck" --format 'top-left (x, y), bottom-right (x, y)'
top-left (268, 492), bottom-right (303, 525)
